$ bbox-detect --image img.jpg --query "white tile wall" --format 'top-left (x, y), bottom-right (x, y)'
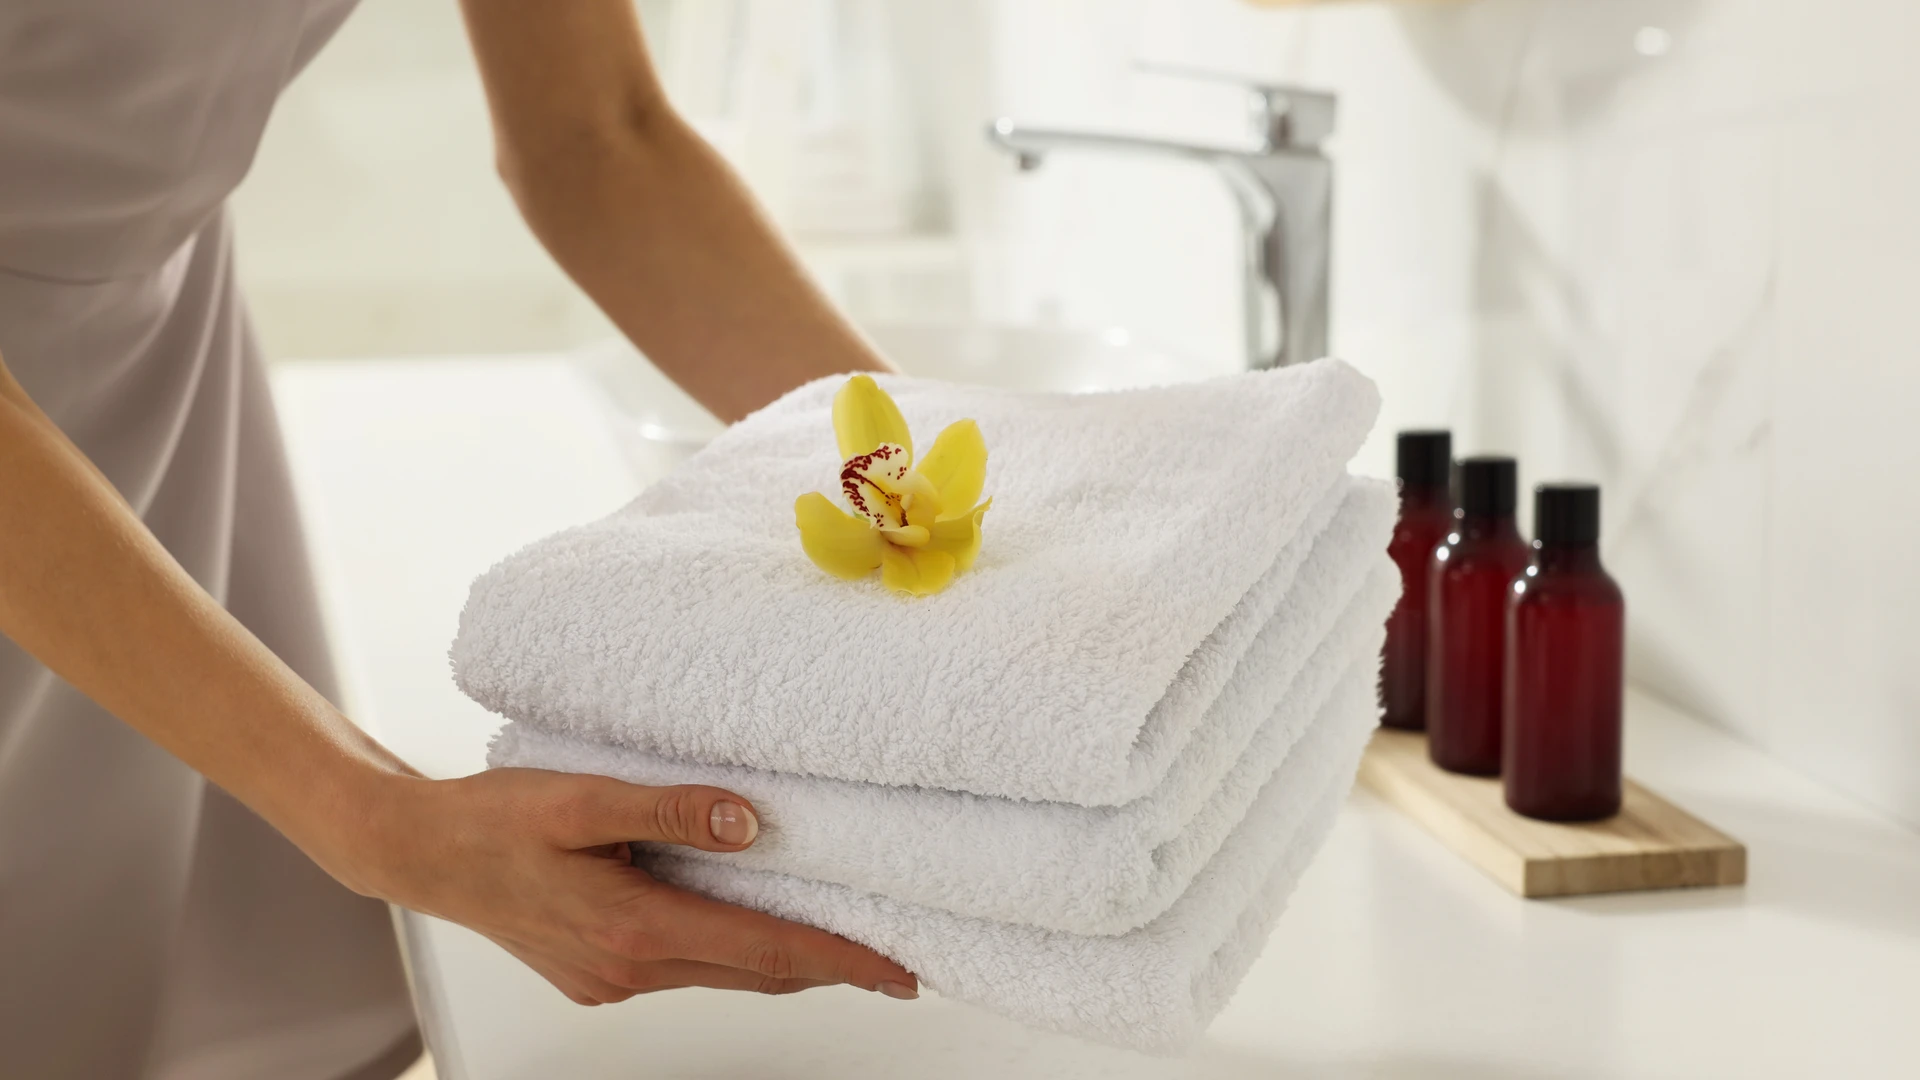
top-left (1767, 93), bottom-right (1920, 826)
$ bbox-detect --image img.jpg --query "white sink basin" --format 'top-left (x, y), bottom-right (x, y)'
top-left (576, 322), bottom-right (1214, 475)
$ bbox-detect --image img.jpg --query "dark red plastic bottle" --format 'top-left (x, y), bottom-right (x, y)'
top-left (1504, 484), bottom-right (1624, 821)
top-left (1427, 457), bottom-right (1530, 775)
top-left (1381, 431), bottom-right (1453, 729)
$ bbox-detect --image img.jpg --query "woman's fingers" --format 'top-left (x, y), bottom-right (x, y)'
top-left (631, 960), bottom-right (831, 996)
top-left (497, 931), bottom-right (826, 1000)
top-left (634, 881), bottom-right (918, 997)
top-left (528, 771), bottom-right (761, 852)
top-left (516, 954), bottom-right (827, 1002)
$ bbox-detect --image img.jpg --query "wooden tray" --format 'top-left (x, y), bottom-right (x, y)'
top-left (1357, 728), bottom-right (1746, 898)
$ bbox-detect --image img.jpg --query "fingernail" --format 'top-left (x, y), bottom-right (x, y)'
top-left (876, 981), bottom-right (919, 1001)
top-left (709, 801), bottom-right (758, 846)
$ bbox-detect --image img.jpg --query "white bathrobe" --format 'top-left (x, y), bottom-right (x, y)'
top-left (0, 2), bottom-right (418, 1077)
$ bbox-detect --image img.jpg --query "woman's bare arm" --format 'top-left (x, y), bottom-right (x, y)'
top-left (0, 357), bottom-right (917, 1002)
top-left (457, 0), bottom-right (894, 423)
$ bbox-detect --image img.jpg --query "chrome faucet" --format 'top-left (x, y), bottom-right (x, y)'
top-left (987, 69), bottom-right (1335, 370)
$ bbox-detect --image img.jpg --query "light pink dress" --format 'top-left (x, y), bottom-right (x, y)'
top-left (0, 2), bottom-right (419, 1077)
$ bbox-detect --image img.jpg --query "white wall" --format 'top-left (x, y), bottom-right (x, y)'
top-left (969, 0), bottom-right (1919, 829)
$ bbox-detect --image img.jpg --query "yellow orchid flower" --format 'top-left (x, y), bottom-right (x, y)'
top-left (795, 374), bottom-right (991, 596)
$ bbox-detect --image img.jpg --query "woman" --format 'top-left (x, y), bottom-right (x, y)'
top-left (0, 2), bottom-right (920, 1077)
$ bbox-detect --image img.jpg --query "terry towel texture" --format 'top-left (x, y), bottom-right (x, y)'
top-left (453, 359), bottom-right (1381, 805)
top-left (642, 662), bottom-right (1384, 1054)
top-left (488, 486), bottom-right (1400, 934)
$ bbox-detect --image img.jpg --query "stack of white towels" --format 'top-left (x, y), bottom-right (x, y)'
top-left (452, 358), bottom-right (1400, 1053)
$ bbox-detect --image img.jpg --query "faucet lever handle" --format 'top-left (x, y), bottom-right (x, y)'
top-left (1132, 61), bottom-right (1336, 149)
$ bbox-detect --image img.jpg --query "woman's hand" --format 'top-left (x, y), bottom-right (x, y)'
top-left (331, 768), bottom-right (920, 1005)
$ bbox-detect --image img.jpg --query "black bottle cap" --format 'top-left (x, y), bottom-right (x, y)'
top-left (1457, 456), bottom-right (1517, 518)
top-left (1396, 430), bottom-right (1451, 490)
top-left (1535, 483), bottom-right (1601, 545)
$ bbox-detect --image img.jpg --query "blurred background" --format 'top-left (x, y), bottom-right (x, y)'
top-left (237, 0), bottom-right (1917, 845)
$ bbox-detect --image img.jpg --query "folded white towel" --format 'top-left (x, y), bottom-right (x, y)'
top-left (489, 484), bottom-right (1399, 934)
top-left (453, 360), bottom-right (1380, 805)
top-left (643, 662), bottom-right (1383, 1053)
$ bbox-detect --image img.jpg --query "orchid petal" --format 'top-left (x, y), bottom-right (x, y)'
top-left (833, 374), bottom-right (913, 462)
top-left (925, 498), bottom-right (990, 574)
top-left (915, 419), bottom-right (986, 522)
top-left (794, 493), bottom-right (885, 580)
top-left (879, 544), bottom-right (956, 596)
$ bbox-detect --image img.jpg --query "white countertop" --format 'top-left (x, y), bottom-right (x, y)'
top-left (274, 356), bottom-right (1920, 1080)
